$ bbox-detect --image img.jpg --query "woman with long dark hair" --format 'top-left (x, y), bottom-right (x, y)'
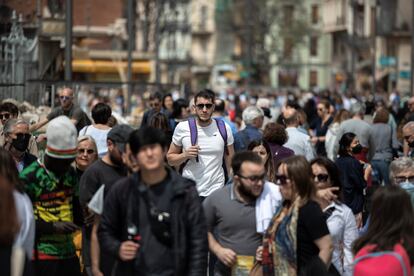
top-left (353, 186), bottom-right (414, 275)
top-left (0, 149), bottom-right (32, 275)
top-left (257, 156), bottom-right (333, 275)
top-left (311, 157), bottom-right (358, 275)
top-left (335, 132), bottom-right (367, 228)
top-left (248, 140), bottom-right (276, 183)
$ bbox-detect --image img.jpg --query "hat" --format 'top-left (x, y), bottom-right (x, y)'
top-left (107, 124), bottom-right (134, 152)
top-left (45, 116), bottom-right (77, 159)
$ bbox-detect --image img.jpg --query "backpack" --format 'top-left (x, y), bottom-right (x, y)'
top-left (353, 244), bottom-right (412, 276)
top-left (179, 117), bottom-right (229, 175)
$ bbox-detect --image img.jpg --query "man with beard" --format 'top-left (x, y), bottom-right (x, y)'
top-left (167, 89), bottom-right (234, 199)
top-left (79, 124), bottom-right (133, 276)
top-left (3, 119), bottom-right (37, 172)
top-left (203, 151), bottom-right (269, 276)
top-left (20, 116), bottom-right (82, 276)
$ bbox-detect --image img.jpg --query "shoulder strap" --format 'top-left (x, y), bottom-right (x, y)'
top-left (187, 117), bottom-right (199, 162)
top-left (214, 118), bottom-right (229, 155)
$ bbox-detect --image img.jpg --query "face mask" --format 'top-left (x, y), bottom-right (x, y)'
top-left (408, 140), bottom-right (414, 148)
top-left (351, 144), bottom-right (363, 154)
top-left (11, 133), bottom-right (31, 152)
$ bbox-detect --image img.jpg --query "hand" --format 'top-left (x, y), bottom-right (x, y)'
top-left (355, 212), bottom-right (363, 229)
top-left (311, 137), bottom-right (318, 144)
top-left (216, 247), bottom-right (237, 268)
top-left (185, 145), bottom-right (200, 159)
top-left (53, 221), bottom-right (80, 234)
top-left (83, 208), bottom-right (96, 226)
top-left (119, 241), bottom-right (140, 261)
top-left (255, 246), bottom-right (263, 262)
top-left (316, 187), bottom-right (339, 203)
top-left (36, 134), bottom-right (47, 143)
top-left (91, 266), bottom-right (103, 276)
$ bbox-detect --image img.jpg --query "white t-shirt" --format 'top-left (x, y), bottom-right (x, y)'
top-left (172, 120), bottom-right (234, 197)
top-left (79, 125), bottom-right (111, 157)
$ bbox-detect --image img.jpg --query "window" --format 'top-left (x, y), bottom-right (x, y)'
top-left (200, 5), bottom-right (207, 30)
top-left (309, 70), bottom-right (318, 87)
top-left (283, 38), bottom-right (293, 58)
top-left (284, 5), bottom-right (294, 25)
top-left (311, 5), bottom-right (319, 24)
top-left (310, 36), bottom-right (318, 57)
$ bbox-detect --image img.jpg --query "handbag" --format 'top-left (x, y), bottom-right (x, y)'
top-left (249, 261), bottom-right (263, 276)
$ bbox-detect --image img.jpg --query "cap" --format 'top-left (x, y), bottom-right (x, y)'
top-left (107, 124), bottom-right (134, 152)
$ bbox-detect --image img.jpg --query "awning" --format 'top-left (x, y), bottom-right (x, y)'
top-left (72, 59), bottom-right (151, 74)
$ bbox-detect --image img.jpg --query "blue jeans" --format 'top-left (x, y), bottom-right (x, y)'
top-left (371, 160), bottom-right (391, 185)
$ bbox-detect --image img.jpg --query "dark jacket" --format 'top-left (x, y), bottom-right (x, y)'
top-left (22, 152), bottom-right (37, 170)
top-left (335, 155), bottom-right (367, 214)
top-left (98, 167), bottom-right (208, 276)
top-left (268, 143), bottom-right (294, 166)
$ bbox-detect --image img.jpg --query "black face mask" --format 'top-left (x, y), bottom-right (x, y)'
top-left (11, 133), bottom-right (31, 152)
top-left (351, 144), bottom-right (363, 154)
top-left (408, 140), bottom-right (414, 148)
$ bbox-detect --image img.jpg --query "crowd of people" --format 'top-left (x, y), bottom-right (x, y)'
top-left (0, 86), bottom-right (414, 276)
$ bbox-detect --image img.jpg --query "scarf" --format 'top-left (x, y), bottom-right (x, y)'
top-left (262, 197), bottom-right (301, 276)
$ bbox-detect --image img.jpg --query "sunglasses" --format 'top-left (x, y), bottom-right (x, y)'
top-left (237, 173), bottom-right (266, 183)
top-left (60, 96), bottom-right (72, 101)
top-left (77, 148), bottom-right (95, 155)
top-left (275, 174), bottom-right (289, 185)
top-left (0, 113), bottom-right (11, 120)
top-left (395, 176), bottom-right (414, 184)
top-left (313, 173), bottom-right (329, 182)
top-left (195, 103), bottom-right (213, 110)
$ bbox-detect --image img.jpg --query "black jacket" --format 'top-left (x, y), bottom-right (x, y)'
top-left (98, 167), bottom-right (208, 276)
top-left (335, 155), bottom-right (367, 214)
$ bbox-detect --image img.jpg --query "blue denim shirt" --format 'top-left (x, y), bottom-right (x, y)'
top-left (234, 125), bottom-right (262, 152)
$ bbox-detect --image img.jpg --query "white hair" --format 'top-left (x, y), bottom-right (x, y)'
top-left (389, 157), bottom-right (414, 185)
top-left (242, 106), bottom-right (264, 125)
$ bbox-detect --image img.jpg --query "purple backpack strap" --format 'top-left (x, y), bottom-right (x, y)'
top-left (214, 118), bottom-right (229, 155)
top-left (188, 117), bottom-right (199, 162)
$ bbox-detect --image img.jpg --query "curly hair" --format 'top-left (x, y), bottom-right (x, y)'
top-left (263, 123), bottom-right (288, 145)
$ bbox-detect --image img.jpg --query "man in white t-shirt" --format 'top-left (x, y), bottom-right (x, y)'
top-left (167, 89), bottom-right (235, 198)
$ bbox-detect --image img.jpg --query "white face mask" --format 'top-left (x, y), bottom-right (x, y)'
top-left (400, 180), bottom-right (414, 189)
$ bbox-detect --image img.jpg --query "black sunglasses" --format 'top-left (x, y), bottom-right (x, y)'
top-left (60, 96), bottom-right (72, 101)
top-left (0, 113), bottom-right (11, 120)
top-left (237, 173), bottom-right (266, 182)
top-left (77, 148), bottom-right (95, 155)
top-left (195, 103), bottom-right (213, 110)
top-left (313, 173), bottom-right (329, 182)
top-left (404, 134), bottom-right (413, 141)
top-left (275, 174), bottom-right (289, 185)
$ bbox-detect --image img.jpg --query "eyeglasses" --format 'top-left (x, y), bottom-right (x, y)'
top-left (195, 103), bottom-right (214, 110)
top-left (77, 148), bottom-right (95, 155)
top-left (395, 176), bottom-right (414, 184)
top-left (237, 173), bottom-right (266, 183)
top-left (0, 113), bottom-right (11, 120)
top-left (313, 173), bottom-right (329, 182)
top-left (60, 96), bottom-right (72, 101)
top-left (275, 174), bottom-right (290, 185)
top-left (150, 102), bottom-right (160, 108)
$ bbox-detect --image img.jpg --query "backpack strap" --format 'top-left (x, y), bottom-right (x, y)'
top-left (188, 117), bottom-right (199, 162)
top-left (214, 118), bottom-right (229, 155)
top-left (353, 251), bottom-right (409, 276)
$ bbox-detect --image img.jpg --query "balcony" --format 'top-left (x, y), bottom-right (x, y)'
top-left (191, 23), bottom-right (213, 35)
top-left (322, 0), bottom-right (348, 33)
